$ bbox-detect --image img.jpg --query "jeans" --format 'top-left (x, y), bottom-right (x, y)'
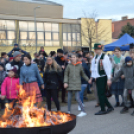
top-left (115, 95), bottom-right (124, 103)
top-left (80, 84), bottom-right (87, 103)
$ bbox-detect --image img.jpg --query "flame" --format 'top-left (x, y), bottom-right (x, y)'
top-left (0, 86), bottom-right (74, 128)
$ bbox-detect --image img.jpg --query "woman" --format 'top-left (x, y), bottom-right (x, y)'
top-left (44, 57), bottom-right (62, 111)
top-left (111, 47), bottom-right (125, 107)
top-left (20, 54), bottom-right (44, 104)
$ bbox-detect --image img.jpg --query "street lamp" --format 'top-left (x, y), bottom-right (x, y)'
top-left (34, 6), bottom-right (40, 53)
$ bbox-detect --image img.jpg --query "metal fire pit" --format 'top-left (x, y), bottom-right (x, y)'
top-left (0, 113), bottom-right (76, 134)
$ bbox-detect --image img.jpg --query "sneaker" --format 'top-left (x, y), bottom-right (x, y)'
top-left (77, 112), bottom-right (87, 117)
top-left (78, 106), bottom-right (81, 111)
top-left (120, 107), bottom-right (128, 114)
top-left (114, 102), bottom-right (120, 107)
top-left (82, 103), bottom-right (85, 107)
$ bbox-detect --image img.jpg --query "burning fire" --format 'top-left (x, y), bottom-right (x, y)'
top-left (0, 87), bottom-right (73, 128)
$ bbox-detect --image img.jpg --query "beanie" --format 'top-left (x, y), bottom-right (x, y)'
top-left (10, 66), bottom-right (17, 74)
top-left (13, 51), bottom-right (21, 58)
top-left (14, 43), bottom-right (19, 47)
top-left (125, 56), bottom-right (132, 63)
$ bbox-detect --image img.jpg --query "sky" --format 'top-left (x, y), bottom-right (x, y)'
top-left (17, 0), bottom-right (134, 20)
top-left (53, 0), bottom-right (134, 20)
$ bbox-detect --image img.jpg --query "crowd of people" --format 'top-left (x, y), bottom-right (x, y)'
top-left (0, 42), bottom-right (134, 117)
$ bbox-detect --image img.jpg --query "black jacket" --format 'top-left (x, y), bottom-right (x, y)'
top-left (55, 56), bottom-right (65, 66)
top-left (44, 69), bottom-right (63, 90)
top-left (34, 58), bottom-right (45, 71)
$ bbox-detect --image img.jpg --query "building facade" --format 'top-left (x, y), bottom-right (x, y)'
top-left (0, 0), bottom-right (112, 55)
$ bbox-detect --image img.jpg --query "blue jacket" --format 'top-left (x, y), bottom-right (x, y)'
top-left (8, 49), bottom-right (28, 57)
top-left (20, 64), bottom-right (44, 85)
top-left (81, 62), bottom-right (90, 84)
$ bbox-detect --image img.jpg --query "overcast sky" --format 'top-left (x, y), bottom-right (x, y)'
top-left (53, 0), bottom-right (134, 20)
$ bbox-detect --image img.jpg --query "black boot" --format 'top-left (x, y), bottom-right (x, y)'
top-left (131, 111), bottom-right (134, 116)
top-left (107, 107), bottom-right (114, 114)
top-left (120, 107), bottom-right (129, 114)
top-left (114, 102), bottom-right (120, 107)
top-left (120, 102), bottom-right (124, 107)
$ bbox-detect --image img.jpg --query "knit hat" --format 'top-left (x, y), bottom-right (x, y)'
top-left (94, 43), bottom-right (102, 50)
top-left (57, 49), bottom-right (64, 54)
top-left (9, 66), bottom-right (17, 74)
top-left (13, 51), bottom-right (21, 58)
top-left (125, 56), bottom-right (132, 63)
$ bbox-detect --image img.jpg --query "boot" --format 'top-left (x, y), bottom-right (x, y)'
top-left (120, 102), bottom-right (124, 107)
top-left (120, 107), bottom-right (129, 114)
top-left (114, 102), bottom-right (120, 107)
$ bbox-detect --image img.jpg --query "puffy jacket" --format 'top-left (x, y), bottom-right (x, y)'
top-left (1, 77), bottom-right (19, 99)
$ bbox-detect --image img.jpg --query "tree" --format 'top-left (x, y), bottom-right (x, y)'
top-left (80, 12), bottom-right (111, 51)
top-left (118, 23), bottom-right (134, 38)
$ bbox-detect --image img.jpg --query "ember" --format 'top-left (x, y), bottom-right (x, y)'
top-left (0, 88), bottom-right (74, 128)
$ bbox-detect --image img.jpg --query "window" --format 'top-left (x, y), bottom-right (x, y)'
top-left (72, 41), bottom-right (77, 46)
top-left (72, 33), bottom-right (76, 41)
top-left (37, 23), bottom-right (44, 31)
top-left (44, 23), bottom-right (51, 31)
top-left (7, 40), bottom-right (14, 46)
top-left (52, 41), bottom-right (59, 46)
top-left (37, 40), bottom-right (44, 46)
top-left (0, 31), bottom-right (6, 39)
top-left (52, 24), bottom-right (58, 32)
top-left (6, 20), bottom-right (15, 30)
top-left (29, 32), bottom-right (35, 40)
top-left (19, 21), bottom-right (28, 31)
top-left (45, 41), bottom-right (52, 46)
top-left (20, 40), bottom-right (28, 46)
top-left (20, 32), bottom-right (27, 39)
top-left (28, 22), bottom-right (35, 31)
top-left (8, 31), bottom-right (15, 39)
top-left (0, 20), bottom-right (6, 30)
top-left (52, 33), bottom-right (59, 40)
top-left (68, 41), bottom-right (72, 46)
top-left (27, 40), bottom-right (35, 46)
top-left (77, 33), bottom-right (80, 41)
top-left (68, 33), bottom-right (71, 41)
top-left (45, 32), bottom-right (51, 40)
top-left (63, 33), bottom-right (67, 41)
top-left (0, 40), bottom-right (7, 46)
top-left (37, 32), bottom-right (44, 40)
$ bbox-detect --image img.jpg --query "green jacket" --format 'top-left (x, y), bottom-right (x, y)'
top-left (64, 63), bottom-right (89, 91)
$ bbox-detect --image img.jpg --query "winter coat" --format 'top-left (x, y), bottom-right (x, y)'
top-left (81, 62), bottom-right (90, 84)
top-left (55, 56), bottom-right (65, 66)
top-left (44, 67), bottom-right (63, 90)
top-left (112, 63), bottom-right (134, 89)
top-left (20, 64), bottom-right (44, 85)
top-left (1, 77), bottom-right (19, 99)
top-left (64, 63), bottom-right (89, 91)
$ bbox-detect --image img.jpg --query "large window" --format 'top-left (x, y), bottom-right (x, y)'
top-left (62, 24), bottom-right (81, 47)
top-left (19, 21), bottom-right (60, 46)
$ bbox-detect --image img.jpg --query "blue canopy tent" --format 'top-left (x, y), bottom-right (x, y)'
top-left (103, 33), bottom-right (134, 51)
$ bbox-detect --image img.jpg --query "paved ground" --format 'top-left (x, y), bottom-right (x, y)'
top-left (60, 97), bottom-right (134, 134)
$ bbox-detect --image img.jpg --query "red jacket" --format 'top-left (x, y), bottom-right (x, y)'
top-left (1, 77), bottom-right (19, 99)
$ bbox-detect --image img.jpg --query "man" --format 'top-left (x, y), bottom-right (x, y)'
top-left (55, 49), bottom-right (67, 103)
top-left (0, 52), bottom-right (8, 64)
top-left (6, 51), bottom-right (23, 77)
top-left (7, 43), bottom-right (28, 58)
top-left (89, 43), bottom-right (114, 115)
top-left (76, 48), bottom-right (83, 55)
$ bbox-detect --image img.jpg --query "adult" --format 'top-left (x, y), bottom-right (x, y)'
top-left (89, 43), bottom-right (114, 115)
top-left (111, 47), bottom-right (125, 107)
top-left (20, 54), bottom-right (44, 104)
top-left (7, 44), bottom-right (27, 58)
top-left (44, 57), bottom-right (62, 111)
top-left (39, 46), bottom-right (48, 58)
top-left (50, 51), bottom-right (57, 58)
top-left (6, 51), bottom-right (23, 77)
top-left (55, 49), bottom-right (67, 103)
top-left (76, 48), bottom-right (83, 55)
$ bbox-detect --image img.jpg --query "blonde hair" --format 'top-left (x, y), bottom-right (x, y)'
top-left (44, 57), bottom-right (61, 72)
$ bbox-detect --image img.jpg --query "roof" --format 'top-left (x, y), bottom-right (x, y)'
top-left (11, 0), bottom-right (62, 6)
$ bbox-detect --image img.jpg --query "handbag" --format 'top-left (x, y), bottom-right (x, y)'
top-left (106, 86), bottom-right (112, 98)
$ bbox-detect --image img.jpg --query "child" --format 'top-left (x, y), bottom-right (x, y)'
top-left (0, 66), bottom-right (19, 108)
top-left (64, 54), bottom-right (90, 117)
top-left (110, 57), bottom-right (134, 115)
top-left (0, 63), bottom-right (6, 110)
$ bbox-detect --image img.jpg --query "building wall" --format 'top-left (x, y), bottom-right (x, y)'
top-left (112, 19), bottom-right (134, 39)
top-left (0, 0), bottom-right (63, 19)
top-left (81, 18), bottom-right (112, 49)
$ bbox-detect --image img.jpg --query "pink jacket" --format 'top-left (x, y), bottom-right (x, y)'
top-left (1, 77), bottom-right (19, 99)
